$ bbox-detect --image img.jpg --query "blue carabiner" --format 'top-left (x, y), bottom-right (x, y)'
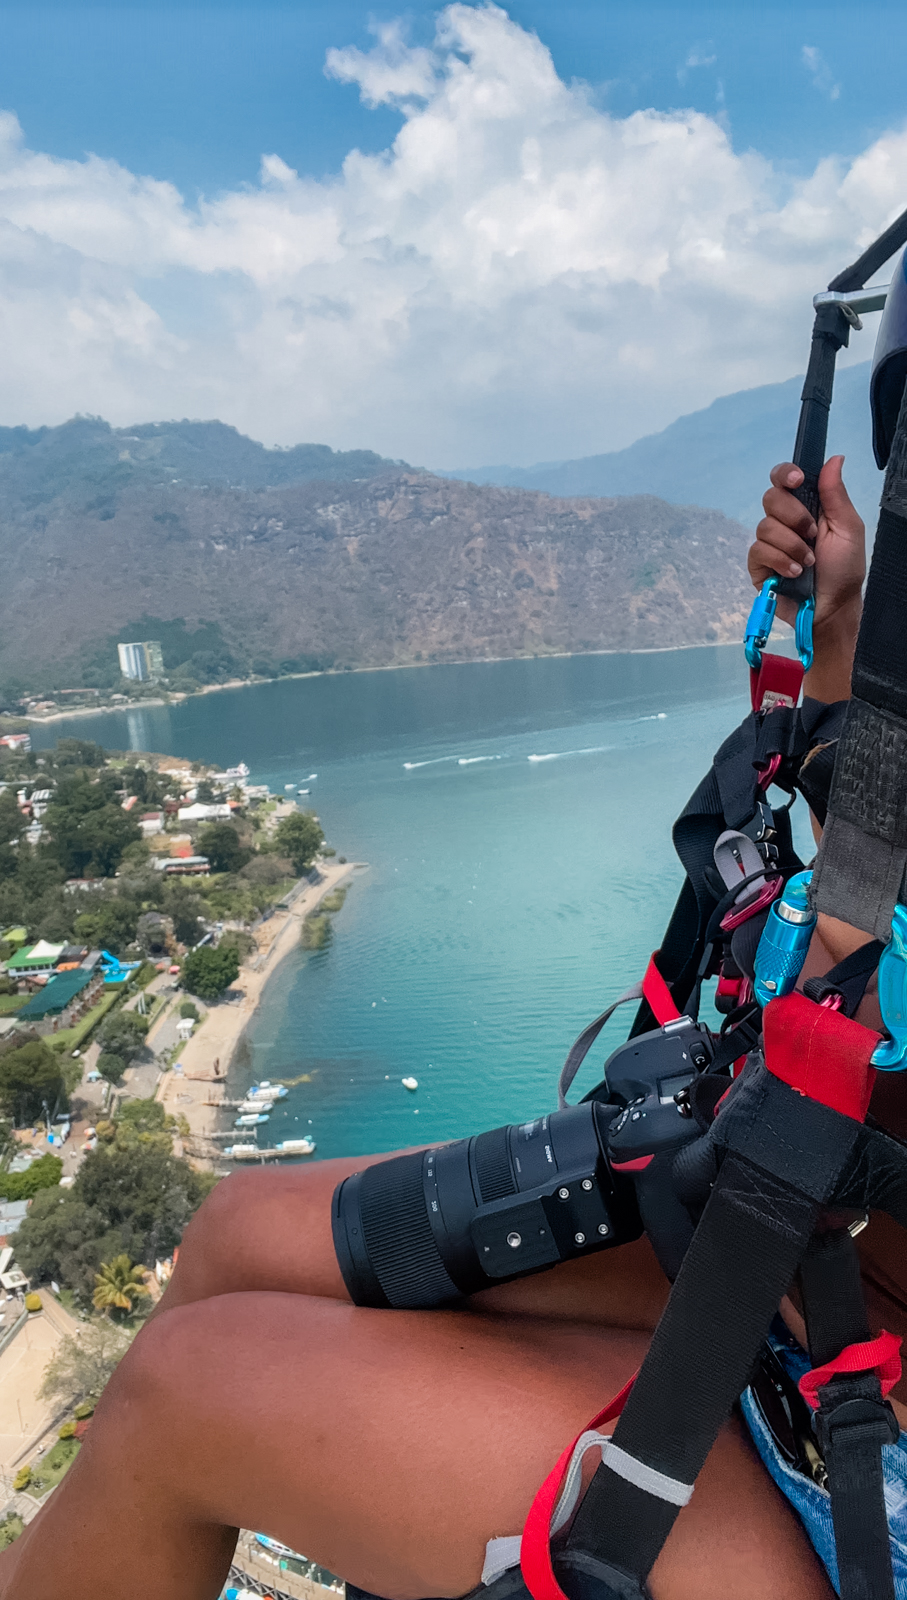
top-left (743, 578), bottom-right (779, 671)
top-left (795, 595), bottom-right (815, 672)
top-left (743, 577), bottom-right (814, 674)
top-left (873, 904), bottom-right (907, 1070)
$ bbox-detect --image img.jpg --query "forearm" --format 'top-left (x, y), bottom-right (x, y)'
top-left (802, 597), bottom-right (862, 704)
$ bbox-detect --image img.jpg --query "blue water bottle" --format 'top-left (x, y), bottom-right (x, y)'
top-left (754, 870), bottom-right (816, 1007)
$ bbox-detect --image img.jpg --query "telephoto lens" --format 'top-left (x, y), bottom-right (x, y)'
top-left (332, 1101), bottom-right (643, 1309)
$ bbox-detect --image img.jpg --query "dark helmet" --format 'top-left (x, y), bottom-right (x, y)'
top-left (871, 244), bottom-right (907, 467)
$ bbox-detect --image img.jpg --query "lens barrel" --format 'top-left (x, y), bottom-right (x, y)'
top-left (332, 1101), bottom-right (641, 1310)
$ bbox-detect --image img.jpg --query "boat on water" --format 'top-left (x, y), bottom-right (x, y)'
top-left (284, 783), bottom-right (296, 791)
top-left (273, 1136), bottom-right (316, 1155)
top-left (254, 1532), bottom-right (306, 1561)
top-left (298, 788), bottom-right (310, 795)
top-left (223, 1139), bottom-right (315, 1160)
top-left (234, 1112), bottom-right (270, 1128)
top-left (222, 1143), bottom-right (261, 1160)
top-left (402, 1076), bottom-right (419, 1091)
top-left (245, 1080), bottom-right (288, 1102)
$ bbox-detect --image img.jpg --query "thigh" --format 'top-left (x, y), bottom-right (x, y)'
top-left (84, 1293), bottom-right (832, 1600)
top-left (165, 1155), bottom-right (670, 1330)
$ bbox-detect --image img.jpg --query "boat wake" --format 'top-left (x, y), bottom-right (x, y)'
top-left (528, 745), bottom-right (613, 763)
top-left (457, 755), bottom-right (505, 766)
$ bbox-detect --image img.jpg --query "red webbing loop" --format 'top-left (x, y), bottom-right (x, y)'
top-left (762, 992), bottom-right (881, 1123)
top-left (749, 652), bottom-right (804, 713)
top-left (798, 1331), bottom-right (903, 1410)
top-left (642, 953), bottom-right (681, 1026)
top-left (520, 1376), bottom-right (636, 1600)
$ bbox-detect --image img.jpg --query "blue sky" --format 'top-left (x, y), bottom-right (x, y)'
top-left (0, 2), bottom-right (903, 193)
top-left (0, 2), bottom-right (903, 463)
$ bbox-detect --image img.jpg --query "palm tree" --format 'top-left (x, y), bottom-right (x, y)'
top-left (92, 1255), bottom-right (150, 1319)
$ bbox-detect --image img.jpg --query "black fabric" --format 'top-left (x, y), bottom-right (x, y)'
top-left (802, 939), bottom-right (884, 1017)
top-left (799, 1230), bottom-right (870, 1365)
top-left (827, 696), bottom-right (907, 846)
top-left (344, 1554), bottom-right (652, 1600)
top-left (850, 505), bottom-right (907, 721)
top-left (816, 1376), bottom-right (899, 1600)
top-left (567, 1145), bottom-right (824, 1576)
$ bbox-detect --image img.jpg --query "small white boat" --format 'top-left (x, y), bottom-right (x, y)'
top-left (284, 783), bottom-right (296, 791)
top-left (402, 1076), bottom-right (419, 1091)
top-left (234, 1112), bottom-right (270, 1128)
top-left (223, 1143), bottom-right (260, 1160)
top-left (298, 788), bottom-right (310, 795)
top-left (237, 1098), bottom-right (272, 1116)
top-left (246, 1080), bottom-right (288, 1101)
top-left (273, 1136), bottom-right (316, 1156)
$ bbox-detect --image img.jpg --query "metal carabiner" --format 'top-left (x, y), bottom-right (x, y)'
top-left (744, 578), bottom-right (780, 671)
top-left (873, 904), bottom-right (907, 1070)
top-left (743, 577), bottom-right (814, 674)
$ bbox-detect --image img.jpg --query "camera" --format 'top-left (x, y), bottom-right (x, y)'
top-left (332, 1016), bottom-right (713, 1309)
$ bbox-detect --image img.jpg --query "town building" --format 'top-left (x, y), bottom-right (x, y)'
top-left (117, 640), bottom-right (164, 682)
top-left (3, 941), bottom-right (66, 978)
top-left (15, 967), bottom-right (104, 1032)
top-left (0, 733), bottom-right (30, 753)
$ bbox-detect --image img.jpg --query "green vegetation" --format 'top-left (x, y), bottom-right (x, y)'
top-left (0, 1040), bottom-right (71, 1124)
top-left (40, 1321), bottom-right (134, 1410)
top-left (301, 913), bottom-right (332, 951)
top-left (96, 1052), bottom-right (125, 1086)
top-left (16, 1098), bottom-right (216, 1306)
top-left (0, 1514), bottom-right (24, 1550)
top-left (198, 821), bottom-right (250, 874)
top-left (12, 1467), bottom-right (31, 1492)
top-left (0, 1153), bottom-right (62, 1201)
top-left (30, 1435), bottom-right (80, 1497)
top-left (178, 1000), bottom-right (199, 1021)
top-left (92, 1254), bottom-right (150, 1319)
top-left (25, 1292), bottom-right (42, 1313)
top-left (274, 811), bottom-right (324, 875)
top-left (320, 885), bottom-right (348, 913)
top-left (181, 943), bottom-right (240, 1000)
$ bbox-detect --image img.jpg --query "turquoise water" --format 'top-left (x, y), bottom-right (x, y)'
top-left (31, 648), bottom-right (790, 1159)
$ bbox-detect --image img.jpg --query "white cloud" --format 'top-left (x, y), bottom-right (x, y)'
top-left (802, 46), bottom-right (841, 103)
top-left (677, 44), bottom-right (717, 86)
top-left (0, 3), bottom-right (900, 466)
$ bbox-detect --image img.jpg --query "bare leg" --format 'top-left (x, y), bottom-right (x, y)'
top-left (0, 1290), bottom-right (833, 1600)
top-left (158, 1156), bottom-right (672, 1330)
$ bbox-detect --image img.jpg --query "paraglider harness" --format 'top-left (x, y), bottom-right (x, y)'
top-left (344, 209), bottom-right (907, 1600)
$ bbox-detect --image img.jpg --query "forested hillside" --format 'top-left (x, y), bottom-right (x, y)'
top-left (0, 447), bottom-right (754, 698)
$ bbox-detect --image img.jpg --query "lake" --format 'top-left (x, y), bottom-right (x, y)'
top-left (31, 647), bottom-right (802, 1159)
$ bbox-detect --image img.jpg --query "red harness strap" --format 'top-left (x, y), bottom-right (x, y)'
top-left (749, 653), bottom-right (804, 714)
top-left (641, 953), bottom-right (681, 1027)
top-left (521, 1377), bottom-right (636, 1600)
top-left (798, 1331), bottom-right (903, 1410)
top-left (761, 991), bottom-right (881, 1123)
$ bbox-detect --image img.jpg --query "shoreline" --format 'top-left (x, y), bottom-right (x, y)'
top-left (19, 640), bottom-right (747, 726)
top-left (155, 859), bottom-right (366, 1162)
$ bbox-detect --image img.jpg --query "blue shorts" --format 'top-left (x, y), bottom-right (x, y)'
top-left (740, 1321), bottom-right (907, 1597)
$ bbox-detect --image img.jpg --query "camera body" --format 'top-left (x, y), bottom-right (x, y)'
top-left (332, 1017), bottom-right (713, 1310)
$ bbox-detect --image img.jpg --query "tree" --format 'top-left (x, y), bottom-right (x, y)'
top-left (0, 1039), bottom-right (67, 1124)
top-left (164, 882), bottom-right (208, 947)
top-left (178, 1000), bottom-right (199, 1021)
top-left (0, 790), bottom-right (25, 882)
top-left (181, 944), bottom-right (240, 1001)
top-left (44, 776), bottom-right (140, 879)
top-left (92, 1254), bottom-right (150, 1318)
top-left (96, 1052), bottom-right (125, 1086)
top-left (15, 1137), bottom-right (216, 1304)
top-left (0, 1152), bottom-right (61, 1201)
top-left (197, 822), bottom-right (250, 875)
top-left (73, 896), bottom-right (141, 955)
top-left (97, 1010), bottom-right (148, 1061)
top-left (273, 811), bottom-right (324, 875)
top-left (135, 910), bottom-right (169, 956)
top-left (38, 1321), bottom-right (133, 1410)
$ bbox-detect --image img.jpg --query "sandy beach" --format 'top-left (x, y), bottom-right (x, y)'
top-left (155, 859), bottom-right (366, 1160)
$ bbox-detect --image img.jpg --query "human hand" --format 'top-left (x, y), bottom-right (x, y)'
top-left (748, 456), bottom-right (865, 633)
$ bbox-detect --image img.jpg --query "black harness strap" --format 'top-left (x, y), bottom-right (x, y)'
top-left (566, 1066), bottom-right (865, 1580)
top-left (800, 1230), bottom-right (898, 1600)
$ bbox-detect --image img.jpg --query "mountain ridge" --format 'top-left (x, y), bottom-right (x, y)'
top-left (440, 361), bottom-right (885, 530)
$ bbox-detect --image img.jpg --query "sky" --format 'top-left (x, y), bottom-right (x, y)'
top-left (0, 1), bottom-right (906, 465)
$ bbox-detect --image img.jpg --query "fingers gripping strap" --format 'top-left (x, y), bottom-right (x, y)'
top-left (520, 1379), bottom-right (636, 1600)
